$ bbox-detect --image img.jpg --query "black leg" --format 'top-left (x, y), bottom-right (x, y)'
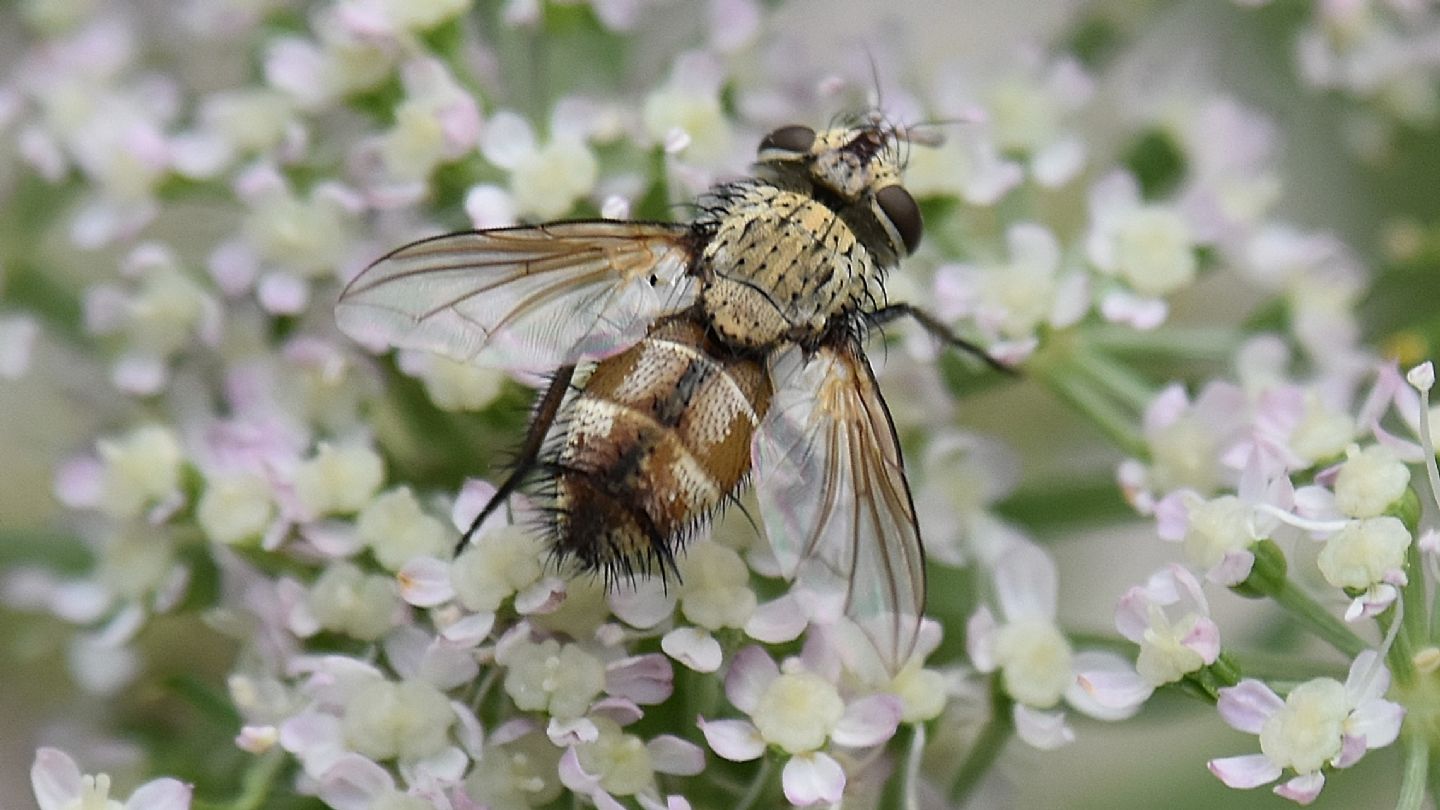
top-left (866, 304), bottom-right (1016, 375)
top-left (456, 364), bottom-right (577, 555)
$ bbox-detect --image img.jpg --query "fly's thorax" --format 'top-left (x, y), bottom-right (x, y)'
top-left (696, 180), bottom-right (884, 349)
top-left (548, 315), bottom-right (772, 578)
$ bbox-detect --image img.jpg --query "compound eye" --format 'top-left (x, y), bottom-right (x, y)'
top-left (875, 184), bottom-right (923, 255)
top-left (758, 125), bottom-right (816, 157)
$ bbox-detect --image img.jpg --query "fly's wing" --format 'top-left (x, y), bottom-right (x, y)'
top-left (752, 341), bottom-right (926, 675)
top-left (336, 222), bottom-right (698, 372)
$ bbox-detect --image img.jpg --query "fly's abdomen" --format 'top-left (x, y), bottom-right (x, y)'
top-left (548, 315), bottom-right (772, 581)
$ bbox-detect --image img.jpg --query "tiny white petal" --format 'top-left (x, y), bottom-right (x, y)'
top-left (830, 694), bottom-right (902, 748)
top-left (514, 577), bottom-right (566, 614)
top-left (781, 751), bottom-right (845, 806)
top-left (451, 479), bottom-right (501, 535)
top-left (1349, 698), bottom-right (1405, 750)
top-left (1217, 680), bottom-right (1284, 734)
top-left (1012, 704), bottom-right (1074, 750)
top-left (664, 127), bottom-right (692, 153)
top-left (557, 746), bottom-right (602, 792)
top-left (124, 778), bottom-right (192, 810)
top-left (451, 701), bottom-right (486, 757)
top-left (398, 557), bottom-right (454, 607)
top-left (1407, 362), bottom-right (1434, 392)
top-left (1074, 667), bottom-right (1153, 713)
top-left (236, 725), bottom-right (279, 753)
top-left (662, 627), bottom-right (722, 673)
top-left (548, 716), bottom-right (599, 746)
top-left (31, 748), bottom-right (81, 810)
top-left (697, 717), bottom-right (764, 762)
top-left (724, 646), bottom-right (778, 712)
top-left (609, 577), bottom-right (677, 628)
top-left (1208, 753), bottom-right (1282, 789)
top-left (744, 595), bottom-right (808, 643)
top-left (481, 111), bottom-right (536, 169)
top-left (1274, 771), bottom-right (1325, 804)
top-left (601, 195), bottom-right (629, 220)
top-left (606, 653), bottom-right (675, 703)
top-left (440, 611), bottom-right (495, 646)
top-left (317, 754), bottom-right (391, 810)
top-left (590, 696), bottom-right (644, 727)
top-left (647, 735), bottom-right (705, 775)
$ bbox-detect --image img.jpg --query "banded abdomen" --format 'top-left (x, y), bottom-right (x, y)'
top-left (547, 315), bottom-right (772, 581)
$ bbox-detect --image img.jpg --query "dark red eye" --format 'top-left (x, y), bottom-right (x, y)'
top-left (758, 125), bottom-right (816, 156)
top-left (875, 185), bottom-right (922, 255)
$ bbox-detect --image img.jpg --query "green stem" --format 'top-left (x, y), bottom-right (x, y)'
top-left (1071, 344), bottom-right (1159, 412)
top-left (190, 749), bottom-right (285, 810)
top-left (1380, 605), bottom-right (1416, 688)
top-left (1041, 368), bottom-right (1148, 457)
top-left (1398, 733), bottom-right (1430, 810)
top-left (1397, 540), bottom-right (1426, 682)
top-left (734, 756), bottom-right (775, 810)
top-left (1086, 324), bottom-right (1240, 361)
top-left (948, 694), bottom-right (1014, 806)
top-left (1269, 578), bottom-right (1369, 658)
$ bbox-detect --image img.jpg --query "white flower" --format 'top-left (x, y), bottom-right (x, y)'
top-left (1081, 565), bottom-right (1219, 710)
top-left (499, 635), bottom-right (608, 721)
top-left (1128, 381), bottom-right (1250, 507)
top-left (397, 350), bottom-right (506, 413)
top-left (449, 525), bottom-right (548, 613)
top-left (558, 716), bottom-right (704, 805)
top-left (264, 15), bottom-right (396, 111)
top-left (1208, 651), bottom-right (1404, 804)
top-left (96, 423), bottom-right (184, 520)
top-left (910, 431), bottom-right (1024, 567)
top-left (932, 223), bottom-right (1088, 361)
top-left (904, 127), bottom-right (1023, 206)
top-left (375, 58), bottom-right (481, 182)
top-left (676, 541), bottom-right (756, 630)
top-left (309, 561), bottom-right (400, 641)
top-left (356, 487), bottom-right (450, 571)
top-left (292, 442), bottom-right (385, 519)
top-left (1087, 171), bottom-right (1198, 299)
top-left (316, 753), bottom-right (433, 810)
top-left (32, 747), bottom-right (191, 810)
top-left (968, 541), bottom-right (1142, 749)
top-left (481, 109), bottom-right (598, 220)
top-left (1317, 516), bottom-right (1411, 619)
top-left (341, 677), bottom-right (456, 763)
top-left (240, 170), bottom-right (361, 280)
top-left (197, 470), bottom-right (275, 545)
top-left (466, 725), bottom-right (565, 807)
top-left (1332, 444), bottom-right (1411, 518)
top-left (699, 646), bottom-right (902, 806)
top-left (642, 51), bottom-right (734, 166)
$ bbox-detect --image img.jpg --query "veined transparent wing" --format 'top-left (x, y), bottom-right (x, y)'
top-left (752, 341), bottom-right (926, 675)
top-left (336, 222), bottom-right (698, 373)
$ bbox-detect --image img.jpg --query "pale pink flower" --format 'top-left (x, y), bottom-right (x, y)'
top-left (699, 646), bottom-right (902, 805)
top-left (32, 747), bottom-right (191, 810)
top-left (1208, 651), bottom-right (1403, 804)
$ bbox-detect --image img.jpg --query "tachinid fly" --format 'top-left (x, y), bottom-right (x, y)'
top-left (335, 114), bottom-right (1005, 673)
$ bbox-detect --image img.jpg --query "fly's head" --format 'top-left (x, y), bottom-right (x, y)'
top-left (756, 116), bottom-right (922, 258)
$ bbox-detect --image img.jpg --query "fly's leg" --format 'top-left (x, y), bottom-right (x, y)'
top-left (866, 303), bottom-right (1015, 375)
top-left (457, 364), bottom-right (577, 555)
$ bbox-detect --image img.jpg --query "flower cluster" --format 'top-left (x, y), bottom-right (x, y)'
top-left (2, 1), bottom-right (1433, 809)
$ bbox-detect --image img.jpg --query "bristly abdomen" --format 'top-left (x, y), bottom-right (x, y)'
top-left (541, 314), bottom-right (773, 587)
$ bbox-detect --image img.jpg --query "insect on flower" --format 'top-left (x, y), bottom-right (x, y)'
top-left (335, 113), bottom-right (1007, 673)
